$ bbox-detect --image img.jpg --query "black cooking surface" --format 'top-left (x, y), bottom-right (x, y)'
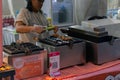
top-left (67, 27), bottom-right (113, 43)
top-left (39, 36), bottom-right (82, 46)
top-left (3, 42), bottom-right (44, 54)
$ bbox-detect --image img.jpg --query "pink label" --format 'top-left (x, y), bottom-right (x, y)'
top-left (12, 51), bottom-right (46, 79)
top-left (49, 52), bottom-right (60, 57)
top-left (49, 52), bottom-right (60, 77)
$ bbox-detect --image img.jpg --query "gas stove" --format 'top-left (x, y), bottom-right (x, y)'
top-left (62, 25), bottom-right (120, 64)
top-left (3, 42), bottom-right (46, 78)
top-left (37, 36), bottom-right (86, 71)
top-left (3, 42), bottom-right (44, 54)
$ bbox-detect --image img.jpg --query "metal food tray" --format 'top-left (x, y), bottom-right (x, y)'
top-left (3, 42), bottom-right (44, 54)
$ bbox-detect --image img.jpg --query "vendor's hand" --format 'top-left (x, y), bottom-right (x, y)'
top-left (32, 26), bottom-right (45, 34)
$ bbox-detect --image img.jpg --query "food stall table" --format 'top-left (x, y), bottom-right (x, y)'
top-left (0, 64), bottom-right (15, 80)
top-left (26, 60), bottom-right (120, 80)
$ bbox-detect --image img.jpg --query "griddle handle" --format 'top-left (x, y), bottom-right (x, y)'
top-left (109, 36), bottom-right (115, 45)
top-left (60, 28), bottom-right (69, 34)
top-left (68, 40), bottom-right (74, 49)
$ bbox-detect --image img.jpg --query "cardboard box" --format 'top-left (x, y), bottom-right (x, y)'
top-left (3, 50), bottom-right (47, 79)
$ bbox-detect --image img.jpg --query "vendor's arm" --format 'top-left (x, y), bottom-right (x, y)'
top-left (15, 21), bottom-right (45, 34)
top-left (15, 21), bottom-right (33, 33)
top-left (15, 8), bottom-right (45, 34)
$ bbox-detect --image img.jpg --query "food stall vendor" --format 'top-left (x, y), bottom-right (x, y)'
top-left (15, 0), bottom-right (58, 44)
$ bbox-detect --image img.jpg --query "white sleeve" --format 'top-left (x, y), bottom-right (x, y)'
top-left (15, 8), bottom-right (28, 25)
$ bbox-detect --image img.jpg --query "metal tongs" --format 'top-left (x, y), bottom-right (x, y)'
top-left (32, 26), bottom-right (58, 41)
